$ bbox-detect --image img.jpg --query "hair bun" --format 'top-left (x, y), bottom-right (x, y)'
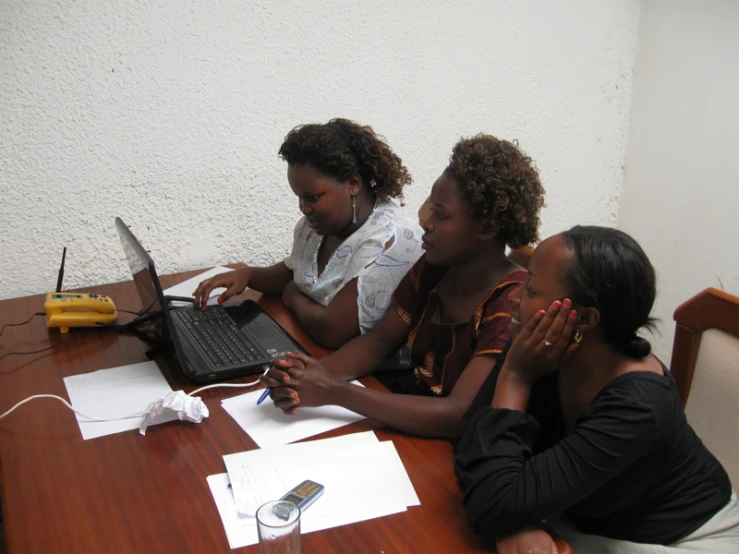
top-left (621, 335), bottom-right (651, 359)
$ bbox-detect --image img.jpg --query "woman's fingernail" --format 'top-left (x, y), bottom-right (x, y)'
top-left (552, 301), bottom-right (562, 310)
top-left (563, 298), bottom-right (572, 309)
top-left (537, 309), bottom-right (546, 317)
top-left (569, 310), bottom-right (577, 319)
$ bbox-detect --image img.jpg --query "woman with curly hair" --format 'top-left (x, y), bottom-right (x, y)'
top-left (194, 118), bottom-right (423, 349)
top-left (261, 134), bottom-right (546, 438)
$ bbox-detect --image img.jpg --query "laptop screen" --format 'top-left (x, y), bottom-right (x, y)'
top-left (115, 217), bottom-right (193, 375)
top-left (115, 217), bottom-right (163, 314)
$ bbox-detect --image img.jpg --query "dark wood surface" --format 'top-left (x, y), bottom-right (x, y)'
top-left (0, 271), bottom-right (571, 553)
top-left (671, 287), bottom-right (739, 407)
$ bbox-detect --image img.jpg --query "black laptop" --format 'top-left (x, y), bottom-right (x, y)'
top-left (115, 217), bottom-right (307, 383)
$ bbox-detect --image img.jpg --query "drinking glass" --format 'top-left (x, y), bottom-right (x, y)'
top-left (256, 500), bottom-right (301, 554)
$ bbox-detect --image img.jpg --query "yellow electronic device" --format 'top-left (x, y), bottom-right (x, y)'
top-left (44, 292), bottom-right (118, 333)
top-left (44, 247), bottom-right (118, 333)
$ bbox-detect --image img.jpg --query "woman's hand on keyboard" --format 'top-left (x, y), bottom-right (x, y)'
top-left (193, 268), bottom-right (251, 309)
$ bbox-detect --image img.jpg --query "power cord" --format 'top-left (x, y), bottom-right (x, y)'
top-left (0, 302), bottom-right (269, 424)
top-left (1, 300), bottom-right (156, 340)
top-left (0, 378), bottom-right (263, 423)
top-left (118, 309), bottom-right (146, 315)
top-left (0, 328), bottom-right (107, 363)
top-left (0, 303), bottom-right (158, 363)
top-left (0, 312), bottom-right (46, 338)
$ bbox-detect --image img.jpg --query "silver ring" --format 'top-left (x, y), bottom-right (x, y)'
top-left (544, 340), bottom-right (553, 346)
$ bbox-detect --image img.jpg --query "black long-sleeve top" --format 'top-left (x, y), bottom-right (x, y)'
top-left (454, 349), bottom-right (732, 545)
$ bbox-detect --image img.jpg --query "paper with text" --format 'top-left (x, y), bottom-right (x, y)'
top-left (212, 432), bottom-right (419, 549)
top-left (223, 431), bottom-right (380, 517)
top-left (229, 465), bottom-right (287, 516)
top-left (63, 361), bottom-right (174, 440)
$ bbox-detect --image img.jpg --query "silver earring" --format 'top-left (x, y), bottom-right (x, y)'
top-left (351, 196), bottom-right (357, 224)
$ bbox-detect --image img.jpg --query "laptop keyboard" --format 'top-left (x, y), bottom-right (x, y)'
top-left (176, 308), bottom-right (262, 368)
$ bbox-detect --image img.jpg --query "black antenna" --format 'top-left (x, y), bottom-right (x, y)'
top-left (56, 247), bottom-right (67, 293)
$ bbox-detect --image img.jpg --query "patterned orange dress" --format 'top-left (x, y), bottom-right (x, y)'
top-left (391, 255), bottom-right (526, 396)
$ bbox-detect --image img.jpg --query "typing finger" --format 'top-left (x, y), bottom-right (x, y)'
top-left (205, 277), bottom-right (230, 306)
top-left (217, 282), bottom-right (239, 304)
top-left (198, 282), bottom-right (215, 310)
top-left (193, 280), bottom-right (210, 307)
top-left (192, 282), bottom-right (204, 305)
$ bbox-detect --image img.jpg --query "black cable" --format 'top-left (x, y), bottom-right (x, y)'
top-left (115, 298), bottom-right (159, 318)
top-left (0, 299), bottom-right (160, 364)
top-left (0, 328), bottom-right (109, 363)
top-left (1, 300), bottom-right (154, 338)
top-left (0, 312), bottom-right (46, 338)
top-left (137, 298), bottom-right (159, 316)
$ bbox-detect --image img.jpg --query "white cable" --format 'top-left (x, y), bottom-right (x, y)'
top-left (0, 394), bottom-right (142, 422)
top-left (188, 378), bottom-right (261, 397)
top-left (0, 379), bottom-right (265, 423)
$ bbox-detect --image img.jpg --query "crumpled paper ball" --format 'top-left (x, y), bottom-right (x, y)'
top-left (139, 390), bottom-right (209, 435)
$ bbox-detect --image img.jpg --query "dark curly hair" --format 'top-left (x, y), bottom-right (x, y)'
top-left (446, 134), bottom-right (545, 249)
top-left (278, 118), bottom-right (411, 200)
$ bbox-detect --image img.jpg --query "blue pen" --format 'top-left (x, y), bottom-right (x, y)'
top-left (256, 364), bottom-right (272, 405)
top-left (256, 388), bottom-right (270, 405)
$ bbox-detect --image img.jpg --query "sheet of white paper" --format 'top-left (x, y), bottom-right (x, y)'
top-left (63, 361), bottom-right (175, 440)
top-left (376, 441), bottom-right (421, 507)
top-left (248, 440), bottom-right (418, 518)
top-left (223, 431), bottom-right (380, 516)
top-left (229, 464), bottom-right (288, 517)
top-left (163, 266), bottom-right (234, 307)
top-left (210, 434), bottom-right (417, 549)
top-left (207, 473), bottom-right (408, 549)
top-left (221, 381), bottom-right (367, 448)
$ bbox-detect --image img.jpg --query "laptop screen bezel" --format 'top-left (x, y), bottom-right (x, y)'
top-left (115, 217), bottom-right (194, 376)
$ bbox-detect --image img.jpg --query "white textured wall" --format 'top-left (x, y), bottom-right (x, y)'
top-left (619, 0), bottom-right (739, 364)
top-left (0, 0), bottom-right (640, 300)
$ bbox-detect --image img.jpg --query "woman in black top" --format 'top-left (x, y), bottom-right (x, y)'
top-left (455, 226), bottom-right (738, 553)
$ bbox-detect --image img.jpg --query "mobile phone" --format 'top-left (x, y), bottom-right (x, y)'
top-left (275, 480), bottom-right (324, 518)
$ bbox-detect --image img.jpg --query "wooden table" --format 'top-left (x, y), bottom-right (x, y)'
top-left (0, 271), bottom-right (571, 553)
